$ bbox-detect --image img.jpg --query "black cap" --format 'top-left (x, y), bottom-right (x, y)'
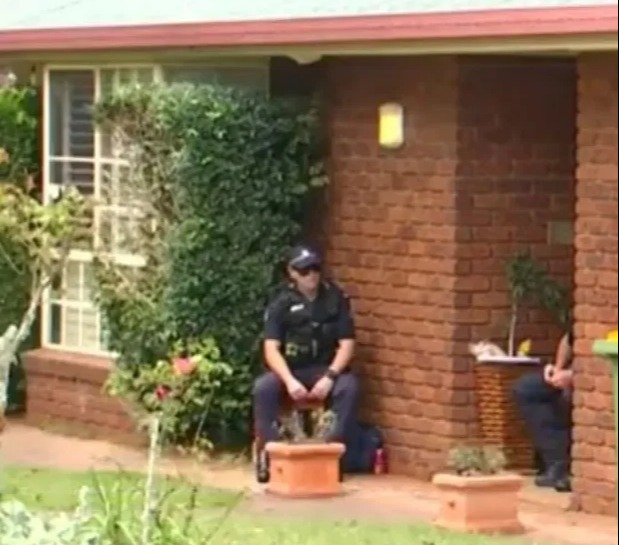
top-left (287, 244), bottom-right (321, 269)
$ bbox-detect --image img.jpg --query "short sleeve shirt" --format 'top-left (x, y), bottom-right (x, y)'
top-left (263, 283), bottom-right (355, 343)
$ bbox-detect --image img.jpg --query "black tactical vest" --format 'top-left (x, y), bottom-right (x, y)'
top-left (271, 282), bottom-right (342, 369)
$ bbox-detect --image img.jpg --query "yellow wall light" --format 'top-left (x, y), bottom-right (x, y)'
top-left (378, 102), bottom-right (404, 149)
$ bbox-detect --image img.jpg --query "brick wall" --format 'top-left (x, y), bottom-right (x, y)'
top-left (321, 55), bottom-right (576, 479)
top-left (322, 56), bottom-right (462, 478)
top-left (456, 58), bottom-right (576, 359)
top-left (572, 52), bottom-right (618, 517)
top-left (22, 348), bottom-right (141, 445)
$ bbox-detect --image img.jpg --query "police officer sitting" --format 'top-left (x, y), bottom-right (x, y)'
top-left (513, 331), bottom-right (574, 493)
top-left (253, 244), bottom-right (360, 481)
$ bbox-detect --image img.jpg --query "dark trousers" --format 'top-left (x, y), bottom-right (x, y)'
top-left (253, 366), bottom-right (359, 444)
top-left (513, 371), bottom-right (572, 470)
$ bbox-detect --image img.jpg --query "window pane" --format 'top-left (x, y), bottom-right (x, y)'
top-left (50, 271), bottom-right (62, 299)
top-left (64, 261), bottom-right (82, 301)
top-left (64, 306), bottom-right (81, 346)
top-left (100, 162), bottom-right (133, 204)
top-left (45, 256), bottom-right (101, 350)
top-left (100, 69), bottom-right (116, 98)
top-left (215, 67), bottom-right (267, 90)
top-left (136, 68), bottom-right (155, 85)
top-left (49, 70), bottom-right (95, 158)
top-left (97, 206), bottom-right (142, 255)
top-left (49, 303), bottom-right (62, 344)
top-left (82, 262), bottom-right (95, 302)
top-left (81, 307), bottom-right (100, 351)
top-left (100, 68), bottom-right (155, 158)
top-left (163, 65), bottom-right (267, 91)
top-left (116, 212), bottom-right (141, 254)
top-left (163, 66), bottom-right (218, 85)
top-left (49, 159), bottom-right (94, 195)
top-left (100, 317), bottom-right (111, 351)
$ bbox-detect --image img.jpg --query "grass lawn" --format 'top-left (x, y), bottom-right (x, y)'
top-left (0, 465), bottom-right (234, 512)
top-left (212, 518), bottom-right (534, 545)
top-left (0, 466), bottom-right (536, 545)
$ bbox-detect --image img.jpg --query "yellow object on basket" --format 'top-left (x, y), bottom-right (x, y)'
top-left (606, 329), bottom-right (618, 342)
top-left (517, 339), bottom-right (532, 356)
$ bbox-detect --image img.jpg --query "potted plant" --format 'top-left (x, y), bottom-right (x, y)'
top-left (469, 252), bottom-right (570, 470)
top-left (470, 251), bottom-right (570, 363)
top-left (433, 444), bottom-right (524, 535)
top-left (265, 408), bottom-right (345, 498)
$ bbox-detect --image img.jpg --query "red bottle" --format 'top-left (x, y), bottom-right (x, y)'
top-left (373, 448), bottom-right (387, 474)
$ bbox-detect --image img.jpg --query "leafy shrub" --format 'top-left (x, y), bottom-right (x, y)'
top-left (106, 338), bottom-right (232, 448)
top-left (0, 86), bottom-right (41, 412)
top-left (94, 83), bottom-right (324, 445)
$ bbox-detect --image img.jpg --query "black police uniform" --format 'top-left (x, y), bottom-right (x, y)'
top-left (253, 280), bottom-right (359, 445)
top-left (513, 331), bottom-right (574, 492)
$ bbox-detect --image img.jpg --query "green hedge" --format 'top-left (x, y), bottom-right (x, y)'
top-left (95, 84), bottom-right (324, 444)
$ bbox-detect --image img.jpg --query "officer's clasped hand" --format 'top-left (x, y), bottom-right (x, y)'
top-left (543, 364), bottom-right (555, 384)
top-left (286, 377), bottom-right (309, 401)
top-left (309, 375), bottom-right (334, 401)
top-left (543, 363), bottom-right (573, 390)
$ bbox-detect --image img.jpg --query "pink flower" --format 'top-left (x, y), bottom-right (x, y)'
top-left (155, 385), bottom-right (171, 401)
top-left (173, 357), bottom-right (196, 376)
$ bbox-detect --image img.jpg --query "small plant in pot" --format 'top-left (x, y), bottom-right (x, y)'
top-left (432, 444), bottom-right (525, 535)
top-left (265, 408), bottom-right (346, 498)
top-left (469, 251), bottom-right (570, 364)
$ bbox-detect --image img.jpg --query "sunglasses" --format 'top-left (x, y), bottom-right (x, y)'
top-left (294, 265), bottom-right (321, 276)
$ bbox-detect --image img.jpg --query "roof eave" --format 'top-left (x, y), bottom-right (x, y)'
top-left (0, 4), bottom-right (617, 54)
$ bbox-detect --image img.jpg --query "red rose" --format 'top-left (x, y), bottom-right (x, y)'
top-left (173, 357), bottom-right (197, 376)
top-left (155, 385), bottom-right (171, 401)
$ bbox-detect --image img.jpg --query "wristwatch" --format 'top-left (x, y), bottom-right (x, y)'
top-left (325, 368), bottom-right (339, 381)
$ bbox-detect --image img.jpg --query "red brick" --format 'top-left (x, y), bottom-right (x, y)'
top-left (571, 52), bottom-right (618, 517)
top-left (22, 348), bottom-right (139, 444)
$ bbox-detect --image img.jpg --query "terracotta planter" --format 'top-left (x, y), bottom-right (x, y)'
top-left (432, 472), bottom-right (524, 535)
top-left (265, 441), bottom-right (345, 498)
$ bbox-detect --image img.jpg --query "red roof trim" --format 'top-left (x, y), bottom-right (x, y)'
top-left (0, 5), bottom-right (616, 53)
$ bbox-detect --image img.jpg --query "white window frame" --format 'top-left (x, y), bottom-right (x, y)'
top-left (42, 64), bottom-right (159, 357)
top-left (41, 60), bottom-right (269, 356)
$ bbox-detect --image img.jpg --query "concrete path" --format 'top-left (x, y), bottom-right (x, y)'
top-left (2, 423), bottom-right (617, 545)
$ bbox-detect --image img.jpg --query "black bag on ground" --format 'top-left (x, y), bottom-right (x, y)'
top-left (341, 422), bottom-right (383, 474)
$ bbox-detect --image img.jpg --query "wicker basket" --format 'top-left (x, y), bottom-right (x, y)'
top-left (474, 357), bottom-right (540, 471)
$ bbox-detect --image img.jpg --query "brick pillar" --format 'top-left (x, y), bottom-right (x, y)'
top-left (572, 52), bottom-right (618, 517)
top-left (323, 56), bottom-right (463, 478)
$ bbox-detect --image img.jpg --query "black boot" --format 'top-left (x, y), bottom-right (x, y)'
top-left (535, 461), bottom-right (570, 491)
top-left (553, 475), bottom-right (572, 493)
top-left (534, 450), bottom-right (546, 476)
top-left (256, 449), bottom-right (270, 484)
